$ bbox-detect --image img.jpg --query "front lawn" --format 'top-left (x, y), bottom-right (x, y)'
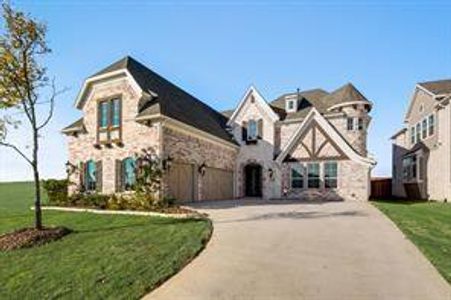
top-left (373, 200), bottom-right (451, 284)
top-left (0, 182), bottom-right (212, 299)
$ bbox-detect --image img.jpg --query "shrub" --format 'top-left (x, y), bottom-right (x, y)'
top-left (42, 179), bottom-right (69, 205)
top-left (68, 193), bottom-right (110, 209)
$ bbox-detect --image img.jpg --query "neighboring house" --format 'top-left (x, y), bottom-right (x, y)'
top-left (63, 56), bottom-right (376, 202)
top-left (392, 79), bottom-right (451, 201)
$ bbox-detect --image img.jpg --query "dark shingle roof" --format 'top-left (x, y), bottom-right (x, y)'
top-left (418, 79), bottom-right (451, 95)
top-left (90, 56), bottom-right (235, 144)
top-left (221, 109), bottom-right (234, 119)
top-left (270, 89), bottom-right (329, 120)
top-left (268, 83), bottom-right (370, 120)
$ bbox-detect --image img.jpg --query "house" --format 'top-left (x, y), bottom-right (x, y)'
top-left (391, 79), bottom-right (451, 201)
top-left (63, 56), bottom-right (376, 202)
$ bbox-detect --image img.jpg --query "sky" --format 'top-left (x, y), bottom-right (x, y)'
top-left (1, 0), bottom-right (451, 181)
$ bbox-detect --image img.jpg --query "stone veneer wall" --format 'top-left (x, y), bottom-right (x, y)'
top-left (67, 78), bottom-right (161, 195)
top-left (281, 160), bottom-right (370, 201)
top-left (162, 126), bottom-right (237, 200)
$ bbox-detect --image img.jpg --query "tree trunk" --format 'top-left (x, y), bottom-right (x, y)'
top-left (32, 129), bottom-right (42, 230)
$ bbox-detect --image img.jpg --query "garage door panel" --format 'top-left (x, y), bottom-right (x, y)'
top-left (202, 167), bottom-right (233, 200)
top-left (167, 162), bottom-right (195, 202)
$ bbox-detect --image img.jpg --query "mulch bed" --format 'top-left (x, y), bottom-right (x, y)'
top-left (0, 226), bottom-right (72, 251)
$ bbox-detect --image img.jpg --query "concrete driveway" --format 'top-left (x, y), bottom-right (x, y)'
top-left (145, 199), bottom-right (451, 300)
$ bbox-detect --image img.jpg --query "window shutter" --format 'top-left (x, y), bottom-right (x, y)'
top-left (79, 162), bottom-right (86, 192)
top-left (115, 159), bottom-right (124, 192)
top-left (257, 119), bottom-right (263, 139)
top-left (96, 160), bottom-right (103, 193)
top-left (242, 121), bottom-right (248, 141)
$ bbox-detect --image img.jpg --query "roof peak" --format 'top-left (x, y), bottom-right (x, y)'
top-left (90, 55), bottom-right (146, 78)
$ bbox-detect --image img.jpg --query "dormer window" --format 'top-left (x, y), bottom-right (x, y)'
top-left (286, 99), bottom-right (297, 113)
top-left (97, 96), bottom-right (122, 145)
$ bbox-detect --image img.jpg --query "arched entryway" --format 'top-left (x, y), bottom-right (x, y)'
top-left (244, 164), bottom-right (262, 197)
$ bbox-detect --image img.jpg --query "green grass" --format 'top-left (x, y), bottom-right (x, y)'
top-left (0, 182), bottom-right (212, 299)
top-left (373, 200), bottom-right (451, 283)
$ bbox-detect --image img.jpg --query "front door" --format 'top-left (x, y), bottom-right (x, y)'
top-left (245, 164), bottom-right (262, 197)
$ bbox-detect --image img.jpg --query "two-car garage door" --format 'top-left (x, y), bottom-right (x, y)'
top-left (167, 162), bottom-right (233, 202)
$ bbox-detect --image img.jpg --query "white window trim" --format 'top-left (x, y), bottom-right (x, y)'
top-left (286, 99), bottom-right (297, 113)
top-left (411, 113), bottom-right (436, 145)
top-left (289, 161), bottom-right (338, 190)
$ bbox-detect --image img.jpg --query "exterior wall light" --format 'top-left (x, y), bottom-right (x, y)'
top-left (65, 161), bottom-right (77, 176)
top-left (198, 163), bottom-right (207, 176)
top-left (162, 156), bottom-right (173, 171)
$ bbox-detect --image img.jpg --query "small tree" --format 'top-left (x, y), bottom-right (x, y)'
top-left (0, 4), bottom-right (63, 229)
top-left (135, 147), bottom-right (163, 196)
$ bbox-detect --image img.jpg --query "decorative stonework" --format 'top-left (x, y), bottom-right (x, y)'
top-left (67, 78), bottom-right (160, 195)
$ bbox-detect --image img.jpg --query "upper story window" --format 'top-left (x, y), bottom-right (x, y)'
top-left (428, 114), bottom-right (435, 136)
top-left (421, 118), bottom-right (427, 139)
top-left (410, 127), bottom-right (415, 145)
top-left (242, 119), bottom-right (263, 143)
top-left (415, 123), bottom-right (421, 142)
top-left (347, 118), bottom-right (354, 131)
top-left (285, 96), bottom-right (298, 113)
top-left (97, 97), bottom-right (122, 144)
top-left (358, 118), bottom-right (364, 130)
top-left (347, 117), bottom-right (364, 131)
top-left (248, 120), bottom-right (258, 141)
top-left (411, 113), bottom-right (435, 145)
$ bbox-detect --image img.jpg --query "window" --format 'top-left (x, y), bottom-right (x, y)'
top-left (402, 155), bottom-right (417, 182)
top-left (291, 165), bottom-right (304, 188)
top-left (97, 97), bottom-right (121, 143)
top-left (85, 160), bottom-right (97, 191)
top-left (324, 162), bottom-right (338, 188)
top-left (410, 126), bottom-right (415, 145)
top-left (247, 119), bottom-right (258, 141)
top-left (99, 102), bottom-right (109, 128)
top-left (307, 163), bottom-right (320, 188)
top-left (347, 118), bottom-right (354, 131)
top-left (123, 157), bottom-right (136, 191)
top-left (358, 118), bottom-right (364, 130)
top-left (422, 118), bottom-right (427, 139)
top-left (428, 114), bottom-right (435, 136)
top-left (112, 99), bottom-right (121, 127)
top-left (416, 123), bottom-right (421, 143)
top-left (288, 100), bottom-right (294, 110)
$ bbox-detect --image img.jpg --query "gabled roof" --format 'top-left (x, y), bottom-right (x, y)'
top-left (276, 107), bottom-right (376, 167)
top-left (224, 83), bottom-right (371, 122)
top-left (227, 86), bottom-right (279, 126)
top-left (418, 79), bottom-right (451, 95)
top-left (72, 56), bottom-right (235, 144)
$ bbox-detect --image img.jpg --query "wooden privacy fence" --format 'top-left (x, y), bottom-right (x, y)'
top-left (370, 177), bottom-right (392, 199)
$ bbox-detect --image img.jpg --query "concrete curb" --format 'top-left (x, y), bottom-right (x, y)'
top-left (31, 206), bottom-right (203, 219)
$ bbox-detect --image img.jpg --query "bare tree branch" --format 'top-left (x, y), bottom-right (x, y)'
top-left (0, 141), bottom-right (32, 166)
top-left (37, 79), bottom-right (67, 130)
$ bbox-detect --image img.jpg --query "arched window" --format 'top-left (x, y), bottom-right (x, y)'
top-left (123, 157), bottom-right (136, 191)
top-left (85, 160), bottom-right (97, 191)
